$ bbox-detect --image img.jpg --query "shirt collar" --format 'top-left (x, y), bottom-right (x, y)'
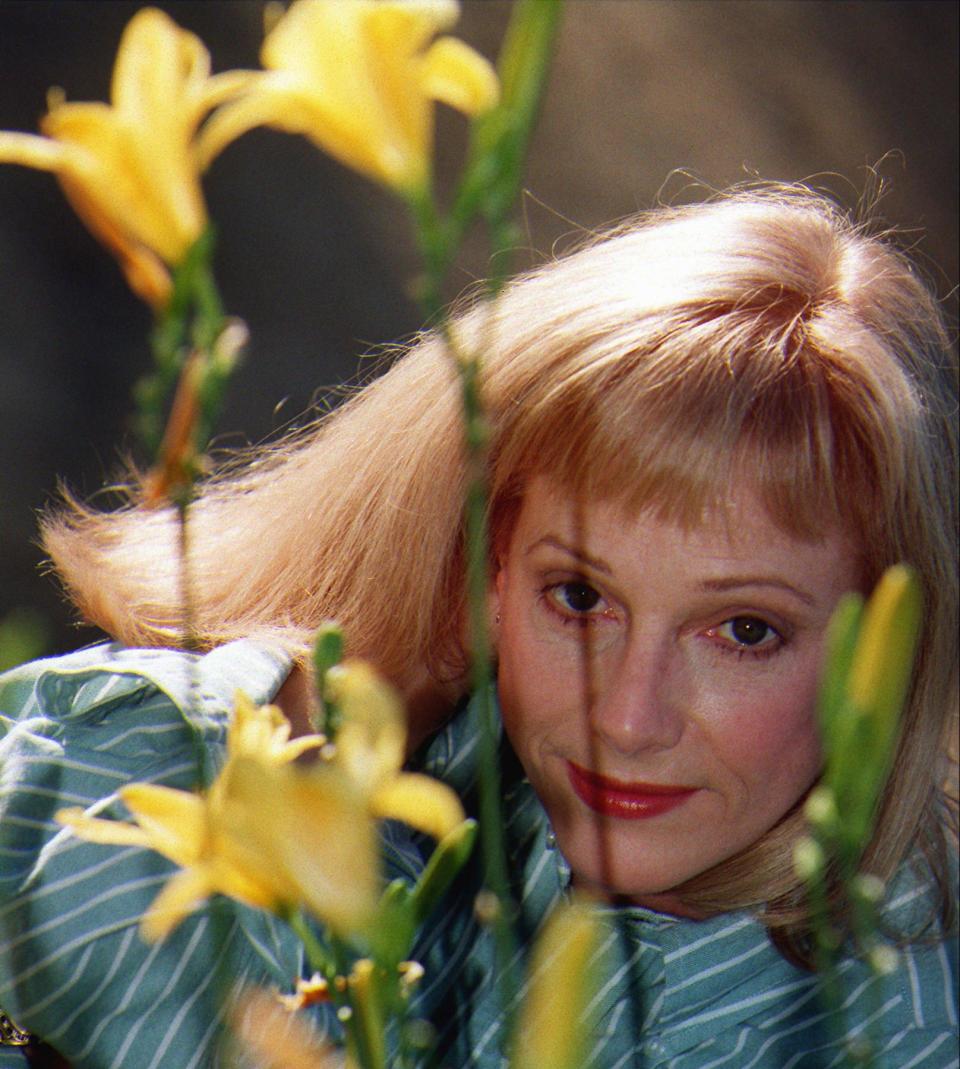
top-left (15, 638), bottom-right (292, 730)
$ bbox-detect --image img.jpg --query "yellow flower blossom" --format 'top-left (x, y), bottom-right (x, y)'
top-left (198, 0), bottom-right (499, 193)
top-left (57, 693), bottom-right (375, 941)
top-left (234, 988), bottom-right (346, 1069)
top-left (56, 666), bottom-right (464, 942)
top-left (326, 659), bottom-right (465, 840)
top-left (220, 755), bottom-right (379, 937)
top-left (0, 8), bottom-right (251, 307)
top-left (511, 900), bottom-right (601, 1069)
top-left (227, 689), bottom-right (325, 764)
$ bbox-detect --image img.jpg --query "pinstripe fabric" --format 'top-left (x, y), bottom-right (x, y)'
top-left (0, 642), bottom-right (313, 1069)
top-left (1, 644), bottom-right (957, 1068)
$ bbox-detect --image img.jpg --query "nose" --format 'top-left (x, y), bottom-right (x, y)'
top-left (587, 637), bottom-right (686, 756)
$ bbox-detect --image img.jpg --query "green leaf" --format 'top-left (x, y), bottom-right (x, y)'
top-left (410, 818), bottom-right (478, 926)
top-left (370, 878), bottom-right (416, 969)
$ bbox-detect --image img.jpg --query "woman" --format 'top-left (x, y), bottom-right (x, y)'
top-left (1, 185), bottom-right (956, 1067)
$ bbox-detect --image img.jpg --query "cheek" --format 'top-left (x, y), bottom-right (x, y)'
top-left (714, 675), bottom-right (823, 796)
top-left (495, 610), bottom-right (575, 752)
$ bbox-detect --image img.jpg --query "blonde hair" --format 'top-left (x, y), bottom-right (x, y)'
top-left (44, 185), bottom-right (957, 955)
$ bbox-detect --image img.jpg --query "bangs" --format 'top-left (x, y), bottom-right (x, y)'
top-left (489, 309), bottom-right (910, 555)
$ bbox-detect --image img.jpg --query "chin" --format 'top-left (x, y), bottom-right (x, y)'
top-left (555, 825), bottom-right (696, 904)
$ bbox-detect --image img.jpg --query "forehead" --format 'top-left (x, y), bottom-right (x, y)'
top-left (510, 474), bottom-right (861, 590)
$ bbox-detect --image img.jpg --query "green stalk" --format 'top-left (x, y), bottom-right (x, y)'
top-left (405, 188), bottom-right (516, 962)
top-left (402, 3), bottom-right (564, 1048)
top-left (286, 910), bottom-right (385, 1069)
top-left (454, 0), bottom-right (564, 275)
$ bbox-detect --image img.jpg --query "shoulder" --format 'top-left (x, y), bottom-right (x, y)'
top-left (0, 638), bottom-right (292, 732)
top-left (0, 639), bottom-right (300, 1067)
top-left (0, 638), bottom-right (291, 787)
top-left (0, 640), bottom-right (292, 866)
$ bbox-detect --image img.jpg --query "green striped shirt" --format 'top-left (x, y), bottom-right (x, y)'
top-left (1, 642), bottom-right (956, 1068)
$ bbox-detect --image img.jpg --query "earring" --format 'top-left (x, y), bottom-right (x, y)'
top-left (495, 613), bottom-right (501, 625)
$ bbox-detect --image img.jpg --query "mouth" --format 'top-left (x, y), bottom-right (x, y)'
top-left (566, 761), bottom-right (697, 820)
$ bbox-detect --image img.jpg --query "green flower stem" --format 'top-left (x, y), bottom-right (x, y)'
top-left (351, 962), bottom-right (388, 1069)
top-left (405, 185), bottom-right (518, 960)
top-left (454, 0), bottom-right (564, 283)
top-left (401, 6), bottom-right (565, 1048)
top-left (286, 909), bottom-right (386, 1069)
top-left (141, 227), bottom-right (231, 458)
top-left (286, 907), bottom-right (336, 985)
top-left (461, 355), bottom-right (522, 1015)
top-left (807, 846), bottom-right (862, 1068)
top-left (312, 623), bottom-right (346, 738)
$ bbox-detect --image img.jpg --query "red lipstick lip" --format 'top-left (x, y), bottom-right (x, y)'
top-left (566, 761), bottom-right (696, 819)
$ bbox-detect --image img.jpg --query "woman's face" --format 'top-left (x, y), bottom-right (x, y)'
top-left (493, 475), bottom-right (860, 912)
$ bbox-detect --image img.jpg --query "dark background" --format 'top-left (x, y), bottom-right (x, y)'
top-left (0, 0), bottom-right (957, 656)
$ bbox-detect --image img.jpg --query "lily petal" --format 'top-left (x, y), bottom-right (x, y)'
top-left (119, 783), bottom-right (207, 867)
top-left (46, 100), bottom-right (201, 264)
top-left (0, 131), bottom-right (71, 171)
top-left (194, 76), bottom-right (307, 170)
top-left (225, 756), bottom-right (379, 935)
top-left (369, 772), bottom-right (465, 841)
top-left (228, 689), bottom-right (325, 764)
top-left (55, 807), bottom-right (152, 849)
top-left (512, 901), bottom-right (602, 1069)
top-left (274, 771), bottom-right (380, 935)
top-left (0, 6), bottom-right (253, 308)
top-left (111, 8), bottom-right (211, 113)
top-left (56, 165), bottom-right (174, 308)
top-left (327, 659), bottom-right (406, 791)
top-left (419, 36), bottom-right (500, 115)
top-left (210, 0), bottom-right (498, 193)
top-left (141, 864), bottom-right (216, 942)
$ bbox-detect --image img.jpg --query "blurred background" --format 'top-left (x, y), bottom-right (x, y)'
top-left (0, 0), bottom-right (957, 657)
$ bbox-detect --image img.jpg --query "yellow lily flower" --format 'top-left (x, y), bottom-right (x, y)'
top-left (326, 659), bottom-right (466, 840)
top-left (220, 755), bottom-right (379, 937)
top-left (57, 694), bottom-right (376, 940)
top-left (227, 689), bottom-right (326, 764)
top-left (0, 8), bottom-right (251, 307)
top-left (234, 988), bottom-right (348, 1069)
top-left (198, 0), bottom-right (499, 194)
top-left (511, 900), bottom-right (601, 1069)
top-left (57, 756), bottom-right (378, 941)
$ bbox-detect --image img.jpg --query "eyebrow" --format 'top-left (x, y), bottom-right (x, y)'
top-left (525, 536), bottom-right (612, 575)
top-left (699, 576), bottom-right (816, 606)
top-left (527, 537), bottom-right (817, 605)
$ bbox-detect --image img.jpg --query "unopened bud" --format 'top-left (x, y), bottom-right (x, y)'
top-left (804, 786), bottom-right (838, 828)
top-left (793, 837), bottom-right (825, 880)
top-left (474, 890), bottom-right (500, 925)
top-left (852, 873), bottom-right (885, 905)
top-left (868, 943), bottom-right (899, 976)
